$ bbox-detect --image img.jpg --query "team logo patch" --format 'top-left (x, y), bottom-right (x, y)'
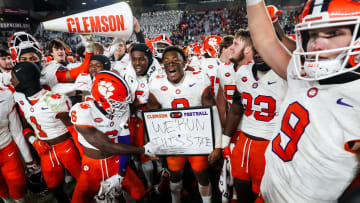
top-left (225, 72), bottom-right (231, 77)
top-left (170, 112), bottom-right (183, 118)
top-left (140, 83), bottom-right (145, 88)
top-left (208, 65), bottom-right (214, 69)
top-left (242, 77), bottom-right (247, 82)
top-left (110, 121), bottom-right (114, 127)
top-left (176, 89), bottom-right (181, 94)
top-left (94, 118), bottom-right (103, 123)
top-left (30, 107), bottom-right (34, 112)
top-left (20, 100), bottom-right (24, 105)
top-left (83, 165), bottom-right (89, 171)
top-left (98, 81), bottom-right (115, 98)
top-left (160, 86), bottom-right (168, 91)
top-left (252, 83), bottom-right (258, 89)
top-left (307, 87), bottom-right (318, 98)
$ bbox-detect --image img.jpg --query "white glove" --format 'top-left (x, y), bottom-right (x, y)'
top-left (96, 174), bottom-right (124, 202)
top-left (144, 142), bottom-right (160, 156)
top-left (79, 34), bottom-right (95, 53)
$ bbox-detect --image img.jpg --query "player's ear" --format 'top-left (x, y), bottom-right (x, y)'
top-left (244, 45), bottom-right (252, 55)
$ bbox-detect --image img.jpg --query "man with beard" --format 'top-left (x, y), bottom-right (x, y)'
top-left (0, 49), bottom-right (13, 72)
top-left (147, 46), bottom-right (222, 203)
top-left (218, 29), bottom-right (287, 203)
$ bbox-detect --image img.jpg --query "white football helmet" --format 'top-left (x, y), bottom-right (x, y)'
top-left (293, 0), bottom-right (360, 80)
top-left (8, 31), bottom-right (43, 62)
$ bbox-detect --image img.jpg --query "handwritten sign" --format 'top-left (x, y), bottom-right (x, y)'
top-left (143, 107), bottom-right (215, 155)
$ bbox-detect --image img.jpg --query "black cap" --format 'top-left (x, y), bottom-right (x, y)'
top-left (90, 55), bottom-right (111, 70)
top-left (131, 43), bottom-right (153, 66)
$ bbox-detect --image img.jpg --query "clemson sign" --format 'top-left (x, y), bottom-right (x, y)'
top-left (41, 2), bottom-right (133, 39)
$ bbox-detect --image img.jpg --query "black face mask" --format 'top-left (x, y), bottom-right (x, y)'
top-left (34, 61), bottom-right (43, 71)
top-left (13, 62), bottom-right (42, 97)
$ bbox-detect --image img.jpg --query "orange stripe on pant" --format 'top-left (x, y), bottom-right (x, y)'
top-left (231, 131), bottom-right (269, 194)
top-left (40, 138), bottom-right (81, 188)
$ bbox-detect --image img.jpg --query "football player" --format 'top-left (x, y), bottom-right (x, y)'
top-left (115, 43), bottom-right (163, 193)
top-left (147, 46), bottom-right (221, 203)
top-left (10, 62), bottom-right (82, 203)
top-left (0, 73), bottom-right (36, 203)
top-left (220, 29), bottom-right (287, 203)
top-left (245, 0), bottom-right (360, 202)
top-left (70, 71), bottom-right (159, 202)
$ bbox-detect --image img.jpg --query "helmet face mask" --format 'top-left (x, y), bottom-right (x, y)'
top-left (8, 32), bottom-right (43, 62)
top-left (153, 35), bottom-right (172, 58)
top-left (92, 71), bottom-right (131, 117)
top-left (293, 0), bottom-right (360, 81)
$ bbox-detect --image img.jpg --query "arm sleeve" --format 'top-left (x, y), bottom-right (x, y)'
top-left (232, 88), bottom-right (242, 106)
top-left (117, 135), bottom-right (131, 173)
top-left (135, 31), bottom-right (145, 43)
top-left (9, 105), bottom-right (33, 163)
top-left (56, 52), bottom-right (94, 82)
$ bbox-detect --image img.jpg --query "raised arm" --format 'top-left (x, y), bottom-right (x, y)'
top-left (247, 0), bottom-right (292, 80)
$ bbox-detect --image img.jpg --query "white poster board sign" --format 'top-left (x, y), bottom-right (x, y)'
top-left (143, 107), bottom-right (215, 155)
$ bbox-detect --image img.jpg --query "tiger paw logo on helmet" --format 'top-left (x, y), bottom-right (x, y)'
top-left (98, 81), bottom-right (115, 98)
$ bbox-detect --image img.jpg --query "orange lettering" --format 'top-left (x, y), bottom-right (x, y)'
top-left (115, 15), bottom-right (125, 31)
top-left (66, 18), bottom-right (75, 32)
top-left (74, 17), bottom-right (83, 33)
top-left (101, 16), bottom-right (109, 32)
top-left (82, 17), bottom-right (91, 32)
top-left (108, 15), bottom-right (116, 32)
top-left (89, 16), bottom-right (101, 32)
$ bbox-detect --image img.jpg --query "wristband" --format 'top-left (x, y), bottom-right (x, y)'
top-left (246, 0), bottom-right (262, 6)
top-left (221, 134), bottom-right (231, 149)
top-left (23, 128), bottom-right (34, 136)
top-left (28, 136), bottom-right (36, 145)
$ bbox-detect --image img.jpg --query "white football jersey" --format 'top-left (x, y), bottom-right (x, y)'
top-left (73, 73), bottom-right (92, 93)
top-left (150, 71), bottom-right (210, 108)
top-left (70, 101), bottom-right (130, 150)
top-left (14, 90), bottom-right (70, 140)
top-left (216, 61), bottom-right (236, 106)
top-left (0, 81), bottom-right (32, 162)
top-left (0, 84), bottom-right (16, 149)
top-left (200, 58), bottom-right (221, 97)
top-left (112, 53), bottom-right (131, 70)
top-left (187, 56), bottom-right (203, 71)
top-left (40, 61), bottom-right (63, 89)
top-left (236, 62), bottom-right (287, 140)
top-left (260, 57), bottom-right (360, 203)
